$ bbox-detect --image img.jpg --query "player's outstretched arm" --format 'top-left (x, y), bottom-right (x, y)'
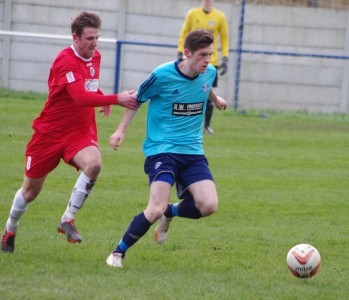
top-left (66, 82), bottom-right (138, 110)
top-left (110, 108), bottom-right (139, 151)
top-left (209, 88), bottom-right (227, 110)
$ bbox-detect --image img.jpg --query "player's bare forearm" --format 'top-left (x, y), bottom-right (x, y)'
top-left (110, 108), bottom-right (139, 150)
top-left (208, 88), bottom-right (218, 104)
top-left (209, 89), bottom-right (227, 111)
top-left (118, 108), bottom-right (138, 133)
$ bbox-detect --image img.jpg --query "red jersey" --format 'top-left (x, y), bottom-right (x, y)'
top-left (32, 46), bottom-right (104, 137)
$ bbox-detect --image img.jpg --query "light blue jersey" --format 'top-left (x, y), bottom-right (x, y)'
top-left (137, 60), bottom-right (216, 157)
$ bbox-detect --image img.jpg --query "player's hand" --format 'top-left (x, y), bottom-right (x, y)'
top-left (218, 57), bottom-right (228, 76)
top-left (110, 130), bottom-right (125, 151)
top-left (117, 90), bottom-right (139, 110)
top-left (99, 105), bottom-right (112, 117)
top-left (215, 96), bottom-right (227, 110)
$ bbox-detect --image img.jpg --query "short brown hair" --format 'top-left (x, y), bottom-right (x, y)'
top-left (71, 12), bottom-right (101, 37)
top-left (184, 29), bottom-right (214, 53)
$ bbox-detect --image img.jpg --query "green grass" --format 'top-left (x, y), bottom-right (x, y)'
top-left (1, 88), bottom-right (349, 299)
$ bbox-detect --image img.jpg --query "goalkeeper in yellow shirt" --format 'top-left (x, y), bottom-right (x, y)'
top-left (178, 0), bottom-right (229, 134)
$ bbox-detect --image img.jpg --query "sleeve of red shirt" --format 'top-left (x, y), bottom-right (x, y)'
top-left (66, 81), bottom-right (118, 107)
top-left (54, 49), bottom-right (118, 107)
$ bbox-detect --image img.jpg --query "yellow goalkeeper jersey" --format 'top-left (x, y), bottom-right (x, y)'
top-left (178, 7), bottom-right (229, 66)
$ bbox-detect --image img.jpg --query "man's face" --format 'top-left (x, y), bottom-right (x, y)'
top-left (73, 27), bottom-right (100, 59)
top-left (202, 0), bottom-right (214, 10)
top-left (187, 44), bottom-right (214, 74)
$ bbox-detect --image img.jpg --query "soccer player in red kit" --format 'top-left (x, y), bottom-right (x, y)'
top-left (1, 11), bottom-right (138, 253)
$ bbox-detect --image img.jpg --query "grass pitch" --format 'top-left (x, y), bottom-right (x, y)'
top-left (0, 89), bottom-right (349, 299)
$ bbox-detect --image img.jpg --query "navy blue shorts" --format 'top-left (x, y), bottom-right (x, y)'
top-left (144, 153), bottom-right (214, 199)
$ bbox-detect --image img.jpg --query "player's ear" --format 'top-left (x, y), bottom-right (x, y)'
top-left (184, 49), bottom-right (191, 59)
top-left (72, 32), bottom-right (78, 41)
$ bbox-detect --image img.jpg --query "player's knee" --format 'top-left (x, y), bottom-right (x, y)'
top-left (91, 163), bottom-right (102, 175)
top-left (22, 188), bottom-right (40, 202)
top-left (152, 205), bottom-right (166, 221)
top-left (84, 160), bottom-right (102, 177)
top-left (144, 206), bottom-right (165, 223)
top-left (199, 198), bottom-right (218, 217)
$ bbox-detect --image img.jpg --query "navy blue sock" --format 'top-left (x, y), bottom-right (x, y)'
top-left (164, 204), bottom-right (174, 218)
top-left (173, 196), bottom-right (203, 219)
top-left (114, 212), bottom-right (152, 256)
top-left (177, 197), bottom-right (202, 219)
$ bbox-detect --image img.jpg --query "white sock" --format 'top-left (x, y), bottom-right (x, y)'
top-left (6, 188), bottom-right (28, 232)
top-left (61, 172), bottom-right (95, 222)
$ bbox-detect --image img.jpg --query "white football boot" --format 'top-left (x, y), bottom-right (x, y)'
top-left (154, 215), bottom-right (172, 244)
top-left (106, 253), bottom-right (123, 268)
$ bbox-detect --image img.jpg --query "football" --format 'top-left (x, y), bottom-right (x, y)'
top-left (286, 243), bottom-right (321, 278)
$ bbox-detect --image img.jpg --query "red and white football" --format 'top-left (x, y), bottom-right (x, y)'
top-left (286, 243), bottom-right (321, 278)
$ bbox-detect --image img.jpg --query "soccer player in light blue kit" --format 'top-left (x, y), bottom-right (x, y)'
top-left (106, 29), bottom-right (227, 268)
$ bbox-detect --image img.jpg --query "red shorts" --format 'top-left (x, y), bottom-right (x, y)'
top-left (25, 130), bottom-right (99, 178)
